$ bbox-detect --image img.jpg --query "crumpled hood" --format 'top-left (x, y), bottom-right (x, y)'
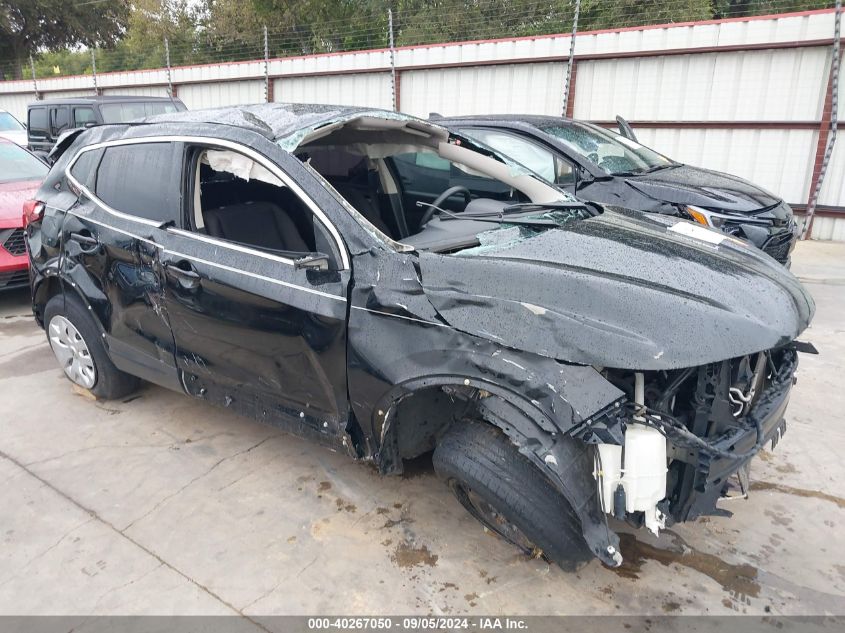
top-left (418, 210), bottom-right (814, 370)
top-left (625, 164), bottom-right (784, 215)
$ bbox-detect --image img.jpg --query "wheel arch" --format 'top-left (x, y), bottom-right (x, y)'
top-left (371, 374), bottom-right (555, 475)
top-left (371, 374), bottom-right (624, 568)
top-left (32, 273), bottom-right (65, 327)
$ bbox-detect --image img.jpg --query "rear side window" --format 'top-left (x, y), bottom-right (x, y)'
top-left (73, 107), bottom-right (96, 128)
top-left (99, 101), bottom-right (179, 123)
top-left (95, 143), bottom-right (180, 223)
top-left (69, 148), bottom-right (102, 190)
top-left (28, 108), bottom-right (47, 136)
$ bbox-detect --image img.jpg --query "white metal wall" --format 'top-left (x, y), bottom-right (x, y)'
top-left (0, 92), bottom-right (30, 120)
top-left (0, 9), bottom-right (842, 238)
top-left (572, 47), bottom-right (830, 121)
top-left (274, 73), bottom-right (393, 109)
top-left (177, 80), bottom-right (264, 110)
top-left (400, 63), bottom-right (566, 117)
top-left (632, 127), bottom-right (817, 205)
top-left (101, 86), bottom-right (170, 98)
top-left (806, 214), bottom-right (845, 240)
top-left (40, 88), bottom-right (97, 101)
top-left (818, 58), bottom-right (844, 207)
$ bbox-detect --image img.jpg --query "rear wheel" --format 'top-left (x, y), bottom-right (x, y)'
top-left (44, 294), bottom-right (139, 400)
top-left (433, 419), bottom-right (592, 571)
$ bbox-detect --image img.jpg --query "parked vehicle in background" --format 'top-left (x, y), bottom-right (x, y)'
top-left (26, 104), bottom-right (814, 570)
top-left (0, 109), bottom-right (27, 146)
top-left (1, 138), bottom-right (48, 291)
top-left (27, 96), bottom-right (187, 158)
top-left (441, 115), bottom-right (799, 265)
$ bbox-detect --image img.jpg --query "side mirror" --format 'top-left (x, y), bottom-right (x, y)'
top-left (577, 166), bottom-right (594, 184)
top-left (615, 115), bottom-right (638, 142)
top-left (294, 253), bottom-right (330, 270)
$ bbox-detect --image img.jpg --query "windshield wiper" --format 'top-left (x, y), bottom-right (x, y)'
top-left (617, 163), bottom-right (678, 176)
top-left (416, 202), bottom-right (560, 227)
top-left (641, 163), bottom-right (678, 173)
top-left (501, 201), bottom-right (584, 213)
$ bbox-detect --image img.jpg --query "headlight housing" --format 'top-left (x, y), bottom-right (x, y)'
top-left (685, 205), bottom-right (723, 228)
top-left (684, 205), bottom-right (773, 230)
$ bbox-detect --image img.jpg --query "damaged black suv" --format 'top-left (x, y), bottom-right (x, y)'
top-left (25, 104), bottom-right (815, 570)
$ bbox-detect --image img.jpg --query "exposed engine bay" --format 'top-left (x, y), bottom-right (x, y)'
top-left (587, 347), bottom-right (798, 535)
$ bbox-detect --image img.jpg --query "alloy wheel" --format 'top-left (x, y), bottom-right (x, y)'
top-left (48, 315), bottom-right (97, 389)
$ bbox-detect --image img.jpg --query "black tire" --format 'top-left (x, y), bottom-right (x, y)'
top-left (433, 419), bottom-right (592, 571)
top-left (44, 293), bottom-right (140, 400)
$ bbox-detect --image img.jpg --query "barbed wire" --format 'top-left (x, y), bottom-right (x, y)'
top-left (0, 0), bottom-right (836, 81)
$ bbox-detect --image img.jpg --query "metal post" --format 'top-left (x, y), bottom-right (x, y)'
top-left (264, 25), bottom-right (270, 102)
top-left (803, 0), bottom-right (841, 239)
top-left (90, 48), bottom-right (99, 94)
top-left (29, 54), bottom-right (40, 99)
top-left (562, 0), bottom-right (581, 116)
top-left (388, 9), bottom-right (398, 111)
top-left (165, 37), bottom-right (174, 98)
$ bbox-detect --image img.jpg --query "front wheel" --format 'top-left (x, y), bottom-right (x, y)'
top-left (433, 420), bottom-right (592, 571)
top-left (44, 294), bottom-right (140, 400)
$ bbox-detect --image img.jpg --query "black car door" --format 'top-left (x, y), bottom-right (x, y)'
top-left (155, 138), bottom-right (351, 445)
top-left (61, 140), bottom-right (183, 391)
top-left (27, 106), bottom-right (51, 154)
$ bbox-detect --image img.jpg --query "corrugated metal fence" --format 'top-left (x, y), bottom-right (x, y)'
top-left (1, 8), bottom-right (842, 240)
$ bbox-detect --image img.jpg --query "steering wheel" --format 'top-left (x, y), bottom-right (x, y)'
top-left (418, 186), bottom-right (473, 227)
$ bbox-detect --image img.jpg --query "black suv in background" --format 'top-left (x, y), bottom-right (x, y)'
top-left (441, 115), bottom-right (799, 265)
top-left (27, 95), bottom-right (186, 157)
top-left (24, 104), bottom-right (814, 571)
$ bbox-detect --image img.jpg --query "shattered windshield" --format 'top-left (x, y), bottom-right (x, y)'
top-left (539, 122), bottom-right (674, 176)
top-left (456, 209), bottom-right (590, 255)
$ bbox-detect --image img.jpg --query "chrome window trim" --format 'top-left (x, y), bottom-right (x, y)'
top-left (159, 247), bottom-right (346, 302)
top-left (167, 227), bottom-right (298, 266)
top-left (64, 134), bottom-right (351, 270)
top-left (64, 209), bottom-right (346, 303)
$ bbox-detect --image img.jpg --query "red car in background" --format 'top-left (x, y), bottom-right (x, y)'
top-left (1, 137), bottom-right (48, 290)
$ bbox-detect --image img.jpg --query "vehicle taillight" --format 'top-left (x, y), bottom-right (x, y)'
top-left (22, 199), bottom-right (44, 227)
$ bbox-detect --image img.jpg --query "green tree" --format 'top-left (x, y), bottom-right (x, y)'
top-left (712, 0), bottom-right (832, 19)
top-left (14, 0), bottom-right (836, 80)
top-left (246, 0), bottom-right (389, 54)
top-left (0, 0), bottom-right (130, 79)
top-left (202, 0), bottom-right (265, 57)
top-left (98, 0), bottom-right (205, 72)
top-left (577, 0), bottom-right (713, 30)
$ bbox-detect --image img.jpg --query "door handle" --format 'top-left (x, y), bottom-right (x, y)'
top-left (68, 231), bottom-right (100, 253)
top-left (164, 260), bottom-right (201, 288)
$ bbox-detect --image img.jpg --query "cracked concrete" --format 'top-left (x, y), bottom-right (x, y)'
top-left (0, 240), bottom-right (844, 617)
